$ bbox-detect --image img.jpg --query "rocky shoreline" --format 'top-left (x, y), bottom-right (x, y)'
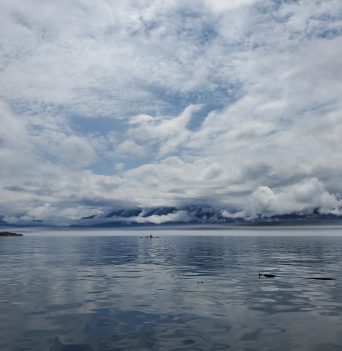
top-left (0, 231), bottom-right (23, 237)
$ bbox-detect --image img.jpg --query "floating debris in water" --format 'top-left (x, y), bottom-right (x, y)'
top-left (258, 272), bottom-right (336, 280)
top-left (259, 273), bottom-right (276, 278)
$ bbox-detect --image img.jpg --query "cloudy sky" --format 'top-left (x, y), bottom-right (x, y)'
top-left (1, 0), bottom-right (342, 224)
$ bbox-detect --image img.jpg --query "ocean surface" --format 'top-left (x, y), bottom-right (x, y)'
top-left (0, 228), bottom-right (342, 351)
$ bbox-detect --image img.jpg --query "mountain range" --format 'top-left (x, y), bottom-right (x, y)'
top-left (1, 205), bottom-right (341, 228)
top-left (75, 205), bottom-right (342, 227)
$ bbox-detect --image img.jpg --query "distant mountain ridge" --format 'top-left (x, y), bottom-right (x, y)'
top-left (1, 206), bottom-right (341, 227)
top-left (76, 205), bottom-right (342, 227)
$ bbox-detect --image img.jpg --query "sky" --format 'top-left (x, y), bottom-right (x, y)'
top-left (1, 0), bottom-right (342, 225)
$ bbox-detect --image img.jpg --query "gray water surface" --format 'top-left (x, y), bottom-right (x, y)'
top-left (0, 233), bottom-right (342, 350)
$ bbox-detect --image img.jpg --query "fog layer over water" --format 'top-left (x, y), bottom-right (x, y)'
top-left (0, 230), bottom-right (342, 350)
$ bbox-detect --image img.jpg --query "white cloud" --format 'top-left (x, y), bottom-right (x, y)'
top-left (115, 140), bottom-right (148, 158)
top-left (134, 210), bottom-right (191, 224)
top-left (128, 104), bottom-right (203, 156)
top-left (245, 178), bottom-right (341, 218)
top-left (0, 0), bottom-right (342, 224)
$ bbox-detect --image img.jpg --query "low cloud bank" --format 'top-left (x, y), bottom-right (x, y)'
top-left (240, 178), bottom-right (342, 219)
top-left (76, 178), bottom-right (342, 225)
top-left (1, 178), bottom-right (341, 227)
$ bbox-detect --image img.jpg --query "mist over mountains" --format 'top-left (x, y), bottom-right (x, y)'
top-left (2, 204), bottom-right (340, 228)
top-left (78, 204), bottom-right (342, 227)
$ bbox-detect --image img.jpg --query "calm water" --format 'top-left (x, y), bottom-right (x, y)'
top-left (0, 230), bottom-right (342, 351)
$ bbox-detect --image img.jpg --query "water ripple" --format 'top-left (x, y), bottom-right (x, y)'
top-left (0, 234), bottom-right (341, 350)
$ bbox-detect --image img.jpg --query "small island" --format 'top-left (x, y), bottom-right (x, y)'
top-left (0, 231), bottom-right (23, 237)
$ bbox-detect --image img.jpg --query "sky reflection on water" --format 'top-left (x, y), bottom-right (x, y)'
top-left (0, 233), bottom-right (342, 350)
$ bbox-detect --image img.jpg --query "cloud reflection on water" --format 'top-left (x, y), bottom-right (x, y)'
top-left (0, 234), bottom-right (341, 350)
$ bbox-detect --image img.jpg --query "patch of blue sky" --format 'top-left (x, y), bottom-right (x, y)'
top-left (69, 116), bottom-right (140, 175)
top-left (255, 0), bottom-right (301, 21)
top-left (309, 26), bottom-right (342, 40)
top-left (168, 6), bottom-right (218, 42)
top-left (187, 87), bottom-right (242, 131)
top-left (89, 160), bottom-right (116, 176)
top-left (143, 80), bottom-right (242, 128)
top-left (177, 21), bottom-right (218, 46)
top-left (70, 115), bottom-right (126, 135)
top-left (273, 0), bottom-right (299, 5)
top-left (89, 155), bottom-right (152, 176)
top-left (198, 23), bottom-right (218, 45)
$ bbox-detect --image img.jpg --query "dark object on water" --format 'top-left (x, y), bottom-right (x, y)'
top-left (258, 272), bottom-right (336, 280)
top-left (139, 234), bottom-right (160, 238)
top-left (197, 281), bottom-right (204, 284)
top-left (304, 277), bottom-right (336, 281)
top-left (0, 231), bottom-right (23, 237)
top-left (259, 273), bottom-right (276, 278)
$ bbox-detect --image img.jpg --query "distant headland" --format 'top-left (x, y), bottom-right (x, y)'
top-left (0, 231), bottom-right (23, 237)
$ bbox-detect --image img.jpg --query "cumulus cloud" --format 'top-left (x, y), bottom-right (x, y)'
top-left (0, 0), bottom-right (342, 224)
top-left (128, 104), bottom-right (203, 156)
top-left (244, 178), bottom-right (342, 218)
